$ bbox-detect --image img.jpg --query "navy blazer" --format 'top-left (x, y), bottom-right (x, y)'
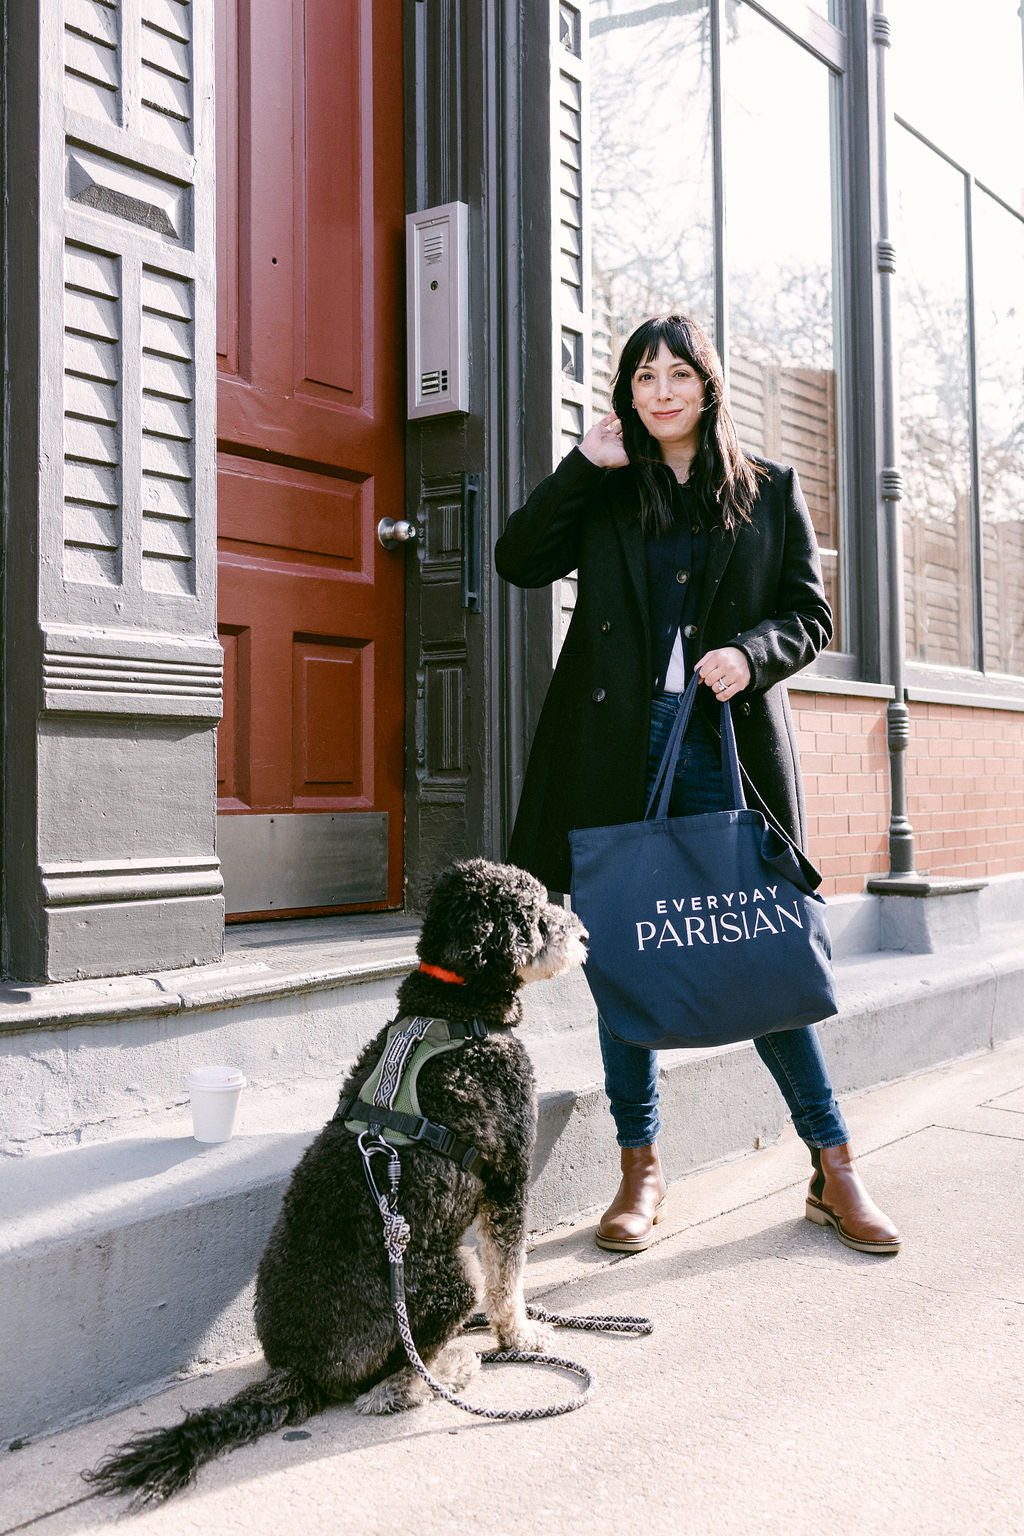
top-left (494, 448), bottom-right (832, 894)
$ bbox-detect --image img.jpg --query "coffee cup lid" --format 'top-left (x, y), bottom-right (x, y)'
top-left (188, 1065), bottom-right (247, 1092)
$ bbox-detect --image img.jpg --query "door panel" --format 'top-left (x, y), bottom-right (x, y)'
top-left (300, 0), bottom-right (363, 395)
top-left (215, 0), bottom-right (405, 917)
top-left (292, 637), bottom-right (371, 800)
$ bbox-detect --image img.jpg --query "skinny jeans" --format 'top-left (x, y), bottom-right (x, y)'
top-left (598, 690), bottom-right (849, 1150)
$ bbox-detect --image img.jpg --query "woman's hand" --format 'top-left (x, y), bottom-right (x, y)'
top-left (578, 412), bottom-right (630, 469)
top-left (696, 646), bottom-right (751, 701)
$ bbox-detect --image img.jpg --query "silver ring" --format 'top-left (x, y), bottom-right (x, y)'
top-left (716, 679), bottom-right (726, 692)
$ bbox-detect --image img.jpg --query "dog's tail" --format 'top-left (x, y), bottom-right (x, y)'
top-left (82, 1367), bottom-right (326, 1507)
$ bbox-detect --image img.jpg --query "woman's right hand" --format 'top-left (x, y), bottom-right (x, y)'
top-left (578, 412), bottom-right (630, 469)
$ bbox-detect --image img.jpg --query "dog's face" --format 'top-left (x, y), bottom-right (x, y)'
top-left (515, 897), bottom-right (588, 984)
top-left (418, 858), bottom-right (587, 987)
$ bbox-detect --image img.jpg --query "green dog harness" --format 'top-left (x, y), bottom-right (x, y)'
top-left (334, 1015), bottom-right (498, 1176)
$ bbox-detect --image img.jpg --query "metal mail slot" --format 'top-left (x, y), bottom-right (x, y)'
top-left (218, 812), bottom-right (388, 915)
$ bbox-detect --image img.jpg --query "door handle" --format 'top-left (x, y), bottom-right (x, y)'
top-left (461, 472), bottom-right (481, 612)
top-left (377, 517), bottom-right (418, 550)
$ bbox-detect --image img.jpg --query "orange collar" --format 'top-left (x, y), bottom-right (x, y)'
top-left (418, 962), bottom-right (465, 986)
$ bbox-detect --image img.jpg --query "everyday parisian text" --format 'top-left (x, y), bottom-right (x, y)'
top-left (635, 885), bottom-right (803, 950)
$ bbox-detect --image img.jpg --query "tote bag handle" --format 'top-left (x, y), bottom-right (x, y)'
top-left (644, 672), bottom-right (747, 821)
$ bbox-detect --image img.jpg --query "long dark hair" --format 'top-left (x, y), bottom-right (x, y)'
top-left (610, 314), bottom-right (764, 536)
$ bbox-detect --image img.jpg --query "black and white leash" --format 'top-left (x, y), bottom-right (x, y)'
top-left (358, 1131), bottom-right (653, 1422)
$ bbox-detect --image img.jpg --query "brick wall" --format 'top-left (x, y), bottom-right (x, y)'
top-left (790, 688), bottom-right (1024, 897)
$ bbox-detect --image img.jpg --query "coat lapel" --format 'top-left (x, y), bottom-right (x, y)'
top-left (697, 523), bottom-right (740, 632)
top-left (611, 489), bottom-right (650, 636)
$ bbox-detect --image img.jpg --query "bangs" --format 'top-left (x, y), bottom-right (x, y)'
top-left (633, 316), bottom-right (702, 374)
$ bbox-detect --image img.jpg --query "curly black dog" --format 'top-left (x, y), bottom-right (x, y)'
top-left (84, 859), bottom-right (587, 1506)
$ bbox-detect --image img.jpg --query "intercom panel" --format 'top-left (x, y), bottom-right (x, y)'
top-left (406, 201), bottom-right (470, 419)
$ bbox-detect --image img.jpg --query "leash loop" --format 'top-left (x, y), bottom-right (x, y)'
top-left (356, 1134), bottom-right (652, 1422)
top-left (465, 1304), bottom-right (654, 1337)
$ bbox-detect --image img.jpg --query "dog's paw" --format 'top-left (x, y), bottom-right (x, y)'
top-left (499, 1319), bottom-right (554, 1355)
top-left (354, 1380), bottom-right (403, 1415)
top-left (354, 1369), bottom-right (430, 1415)
top-left (433, 1338), bottom-right (481, 1393)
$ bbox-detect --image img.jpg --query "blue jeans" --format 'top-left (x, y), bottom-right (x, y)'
top-left (598, 691), bottom-right (849, 1150)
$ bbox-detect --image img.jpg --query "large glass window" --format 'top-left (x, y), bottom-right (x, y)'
top-left (723, 4), bottom-right (844, 645)
top-left (589, 0), bottom-right (714, 404)
top-left (893, 128), bottom-right (974, 668)
top-left (974, 192), bottom-right (1024, 675)
top-left (890, 0), bottom-right (1024, 676)
top-left (588, 0), bottom-right (846, 650)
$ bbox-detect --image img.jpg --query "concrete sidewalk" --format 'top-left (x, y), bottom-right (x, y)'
top-left (3, 1038), bottom-right (1023, 1536)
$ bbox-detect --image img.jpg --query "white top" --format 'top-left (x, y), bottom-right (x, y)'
top-left (664, 628), bottom-right (686, 693)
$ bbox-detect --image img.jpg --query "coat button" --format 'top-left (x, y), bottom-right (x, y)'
top-left (683, 624), bottom-right (697, 639)
top-left (600, 620), bottom-right (612, 633)
top-left (675, 569), bottom-right (689, 584)
top-left (592, 687), bottom-right (606, 703)
top-left (740, 702), bottom-right (751, 716)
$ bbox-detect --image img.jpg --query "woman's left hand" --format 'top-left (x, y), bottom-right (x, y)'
top-left (695, 646), bottom-right (751, 701)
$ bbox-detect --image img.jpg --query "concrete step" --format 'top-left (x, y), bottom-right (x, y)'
top-left (3, 913), bottom-right (1024, 1447)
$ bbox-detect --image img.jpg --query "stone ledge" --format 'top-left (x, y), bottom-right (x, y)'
top-left (865, 875), bottom-right (988, 898)
top-left (0, 911), bottom-right (421, 1034)
top-left (867, 873), bottom-right (989, 954)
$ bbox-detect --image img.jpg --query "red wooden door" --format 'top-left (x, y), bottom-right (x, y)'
top-left (214, 0), bottom-right (405, 917)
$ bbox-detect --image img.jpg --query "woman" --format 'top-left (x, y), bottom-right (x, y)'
top-left (495, 314), bottom-right (900, 1257)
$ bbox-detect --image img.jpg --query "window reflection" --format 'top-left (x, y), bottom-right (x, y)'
top-left (723, 4), bottom-right (843, 648)
top-left (888, 0), bottom-right (1024, 215)
top-left (974, 192), bottom-right (1024, 676)
top-left (589, 0), bottom-right (714, 410)
top-left (893, 128), bottom-right (974, 669)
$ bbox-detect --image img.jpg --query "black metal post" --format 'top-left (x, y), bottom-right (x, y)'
top-left (872, 1), bottom-right (916, 879)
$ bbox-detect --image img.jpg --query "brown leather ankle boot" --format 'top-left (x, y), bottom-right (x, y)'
top-left (805, 1142), bottom-right (901, 1254)
top-left (595, 1144), bottom-right (667, 1253)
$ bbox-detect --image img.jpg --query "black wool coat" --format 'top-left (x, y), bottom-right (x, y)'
top-left (494, 448), bottom-right (833, 895)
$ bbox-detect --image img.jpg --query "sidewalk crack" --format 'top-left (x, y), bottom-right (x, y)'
top-left (932, 1120), bottom-right (1024, 1142)
top-left (776, 1253), bottom-right (1023, 1309)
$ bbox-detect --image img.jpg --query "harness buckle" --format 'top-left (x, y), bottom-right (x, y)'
top-left (415, 1118), bottom-right (456, 1155)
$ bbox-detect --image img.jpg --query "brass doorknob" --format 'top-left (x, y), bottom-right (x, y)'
top-left (377, 517), bottom-right (418, 550)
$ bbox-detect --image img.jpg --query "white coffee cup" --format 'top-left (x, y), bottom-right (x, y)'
top-left (188, 1065), bottom-right (247, 1143)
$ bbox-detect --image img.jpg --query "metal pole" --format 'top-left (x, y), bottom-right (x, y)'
top-left (872, 0), bottom-right (916, 878)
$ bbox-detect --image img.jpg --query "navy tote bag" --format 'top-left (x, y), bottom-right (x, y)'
top-left (569, 674), bottom-right (837, 1050)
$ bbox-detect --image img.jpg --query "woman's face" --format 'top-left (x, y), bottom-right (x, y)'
top-left (630, 340), bottom-right (705, 455)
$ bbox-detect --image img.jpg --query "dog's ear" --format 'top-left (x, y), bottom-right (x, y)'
top-left (418, 861), bottom-right (495, 971)
top-left (491, 907), bottom-right (537, 969)
top-left (417, 858), bottom-right (544, 974)
top-left (443, 914), bottom-right (496, 970)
